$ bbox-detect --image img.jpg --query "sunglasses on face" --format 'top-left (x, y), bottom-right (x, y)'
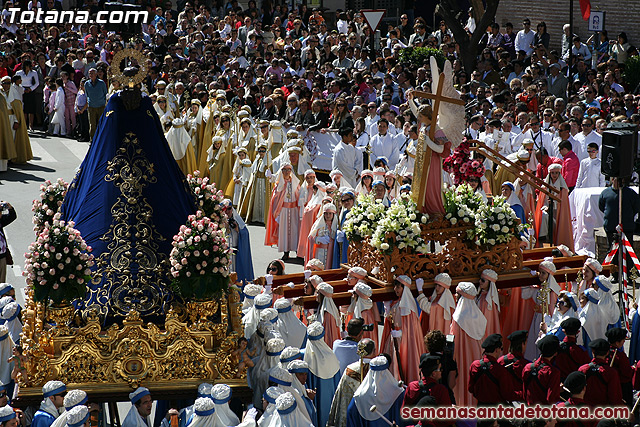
top-left (258, 149), bottom-right (266, 153)
top-left (268, 267), bottom-right (278, 272)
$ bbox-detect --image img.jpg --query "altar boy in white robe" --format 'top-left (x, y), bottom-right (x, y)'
top-left (332, 125), bottom-right (361, 188)
top-left (369, 119), bottom-right (399, 169)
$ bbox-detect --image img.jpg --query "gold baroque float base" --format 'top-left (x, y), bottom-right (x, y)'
top-left (19, 289), bottom-right (244, 392)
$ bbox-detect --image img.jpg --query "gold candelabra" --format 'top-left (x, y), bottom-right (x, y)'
top-left (537, 280), bottom-right (550, 316)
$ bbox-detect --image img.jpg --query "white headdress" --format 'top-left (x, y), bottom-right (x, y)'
top-left (453, 282), bottom-right (487, 340)
top-left (211, 384), bottom-right (240, 426)
top-left (304, 322), bottom-right (340, 379)
top-left (274, 299), bottom-right (307, 349)
top-left (317, 283), bottom-right (341, 328)
top-left (352, 356), bottom-right (404, 421)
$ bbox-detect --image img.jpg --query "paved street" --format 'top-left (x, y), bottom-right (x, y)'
top-left (0, 132), bottom-right (302, 306)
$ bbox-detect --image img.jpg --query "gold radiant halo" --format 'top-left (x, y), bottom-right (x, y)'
top-left (110, 48), bottom-right (148, 89)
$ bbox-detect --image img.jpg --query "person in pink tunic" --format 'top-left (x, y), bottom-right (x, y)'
top-left (380, 275), bottom-right (425, 384)
top-left (297, 181), bottom-right (326, 260)
top-left (450, 281), bottom-right (487, 407)
top-left (500, 284), bottom-right (536, 341)
top-left (307, 203), bottom-right (337, 269)
top-left (347, 281), bottom-right (380, 351)
top-left (316, 282), bottom-right (342, 347)
top-left (476, 269), bottom-right (501, 339)
top-left (416, 272), bottom-right (456, 335)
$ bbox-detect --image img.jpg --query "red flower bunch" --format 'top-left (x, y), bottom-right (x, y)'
top-left (443, 140), bottom-right (485, 184)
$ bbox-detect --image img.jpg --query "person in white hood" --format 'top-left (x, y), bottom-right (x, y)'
top-left (122, 387), bottom-right (152, 427)
top-left (32, 380), bottom-right (66, 427)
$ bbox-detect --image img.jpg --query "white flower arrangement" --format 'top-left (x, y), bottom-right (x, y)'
top-left (370, 194), bottom-right (429, 254)
top-left (473, 195), bottom-right (525, 246)
top-left (343, 194), bottom-right (387, 242)
top-left (443, 184), bottom-right (482, 227)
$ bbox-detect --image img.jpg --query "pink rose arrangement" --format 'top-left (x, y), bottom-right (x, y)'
top-left (169, 211), bottom-right (233, 299)
top-left (186, 171), bottom-right (225, 224)
top-left (32, 178), bottom-right (69, 235)
top-left (24, 212), bottom-right (94, 304)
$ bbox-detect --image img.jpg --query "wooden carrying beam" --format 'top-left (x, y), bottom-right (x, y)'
top-left (471, 142), bottom-right (561, 202)
top-left (296, 264), bottom-right (615, 309)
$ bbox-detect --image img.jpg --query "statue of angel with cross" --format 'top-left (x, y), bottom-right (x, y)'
top-left (406, 57), bottom-right (466, 214)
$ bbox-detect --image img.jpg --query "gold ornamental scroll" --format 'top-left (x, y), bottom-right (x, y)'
top-left (410, 81), bottom-right (465, 209)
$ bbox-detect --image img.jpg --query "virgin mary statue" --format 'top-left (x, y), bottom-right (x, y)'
top-left (61, 77), bottom-right (195, 323)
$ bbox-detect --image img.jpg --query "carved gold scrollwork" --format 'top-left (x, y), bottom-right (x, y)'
top-left (20, 288), bottom-right (244, 390)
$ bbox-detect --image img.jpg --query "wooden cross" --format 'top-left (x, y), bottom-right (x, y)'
top-left (412, 81), bottom-right (465, 140)
top-left (410, 75), bottom-right (465, 210)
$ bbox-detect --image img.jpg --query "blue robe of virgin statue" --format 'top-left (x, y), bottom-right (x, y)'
top-left (332, 208), bottom-right (350, 269)
top-left (61, 90), bottom-right (196, 322)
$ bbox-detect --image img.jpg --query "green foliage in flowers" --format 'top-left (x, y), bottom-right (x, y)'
top-left (24, 213), bottom-right (94, 304)
top-left (443, 184), bottom-right (481, 227)
top-left (399, 47), bottom-right (446, 70)
top-left (169, 211), bottom-right (233, 300)
top-left (343, 194), bottom-right (387, 242)
top-left (473, 195), bottom-right (525, 246)
top-left (370, 194), bottom-right (429, 254)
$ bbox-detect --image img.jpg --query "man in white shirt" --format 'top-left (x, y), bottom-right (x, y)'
top-left (364, 102), bottom-right (379, 131)
top-left (512, 115), bottom-right (555, 156)
top-left (369, 118), bottom-right (399, 169)
top-left (567, 36), bottom-right (591, 61)
top-left (551, 122), bottom-right (582, 160)
top-left (332, 126), bottom-right (362, 188)
top-left (465, 114), bottom-right (483, 139)
top-left (573, 117), bottom-right (601, 161)
top-left (576, 143), bottom-right (605, 188)
top-left (514, 19), bottom-right (535, 56)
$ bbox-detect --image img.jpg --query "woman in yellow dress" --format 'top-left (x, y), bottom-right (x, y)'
top-left (239, 141), bottom-right (273, 225)
top-left (238, 117), bottom-right (258, 161)
top-left (211, 112), bottom-right (235, 192)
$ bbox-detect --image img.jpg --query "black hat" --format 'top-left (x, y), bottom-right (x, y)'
top-left (419, 355), bottom-right (441, 377)
top-left (507, 330), bottom-right (528, 345)
top-left (605, 327), bottom-right (627, 344)
top-left (487, 119), bottom-right (502, 128)
top-left (560, 317), bottom-right (581, 335)
top-left (536, 335), bottom-right (560, 357)
top-left (563, 371), bottom-right (586, 395)
top-left (482, 334), bottom-right (503, 352)
top-left (588, 338), bottom-right (610, 356)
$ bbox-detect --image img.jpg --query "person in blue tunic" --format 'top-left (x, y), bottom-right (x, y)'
top-left (60, 84), bottom-right (196, 323)
top-left (346, 355), bottom-right (406, 427)
top-left (332, 187), bottom-right (356, 269)
top-left (32, 380), bottom-right (66, 427)
top-left (0, 404), bottom-right (18, 427)
top-left (501, 181), bottom-right (526, 226)
top-left (304, 322), bottom-right (341, 427)
top-left (286, 360), bottom-right (318, 425)
top-left (222, 200), bottom-right (254, 284)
